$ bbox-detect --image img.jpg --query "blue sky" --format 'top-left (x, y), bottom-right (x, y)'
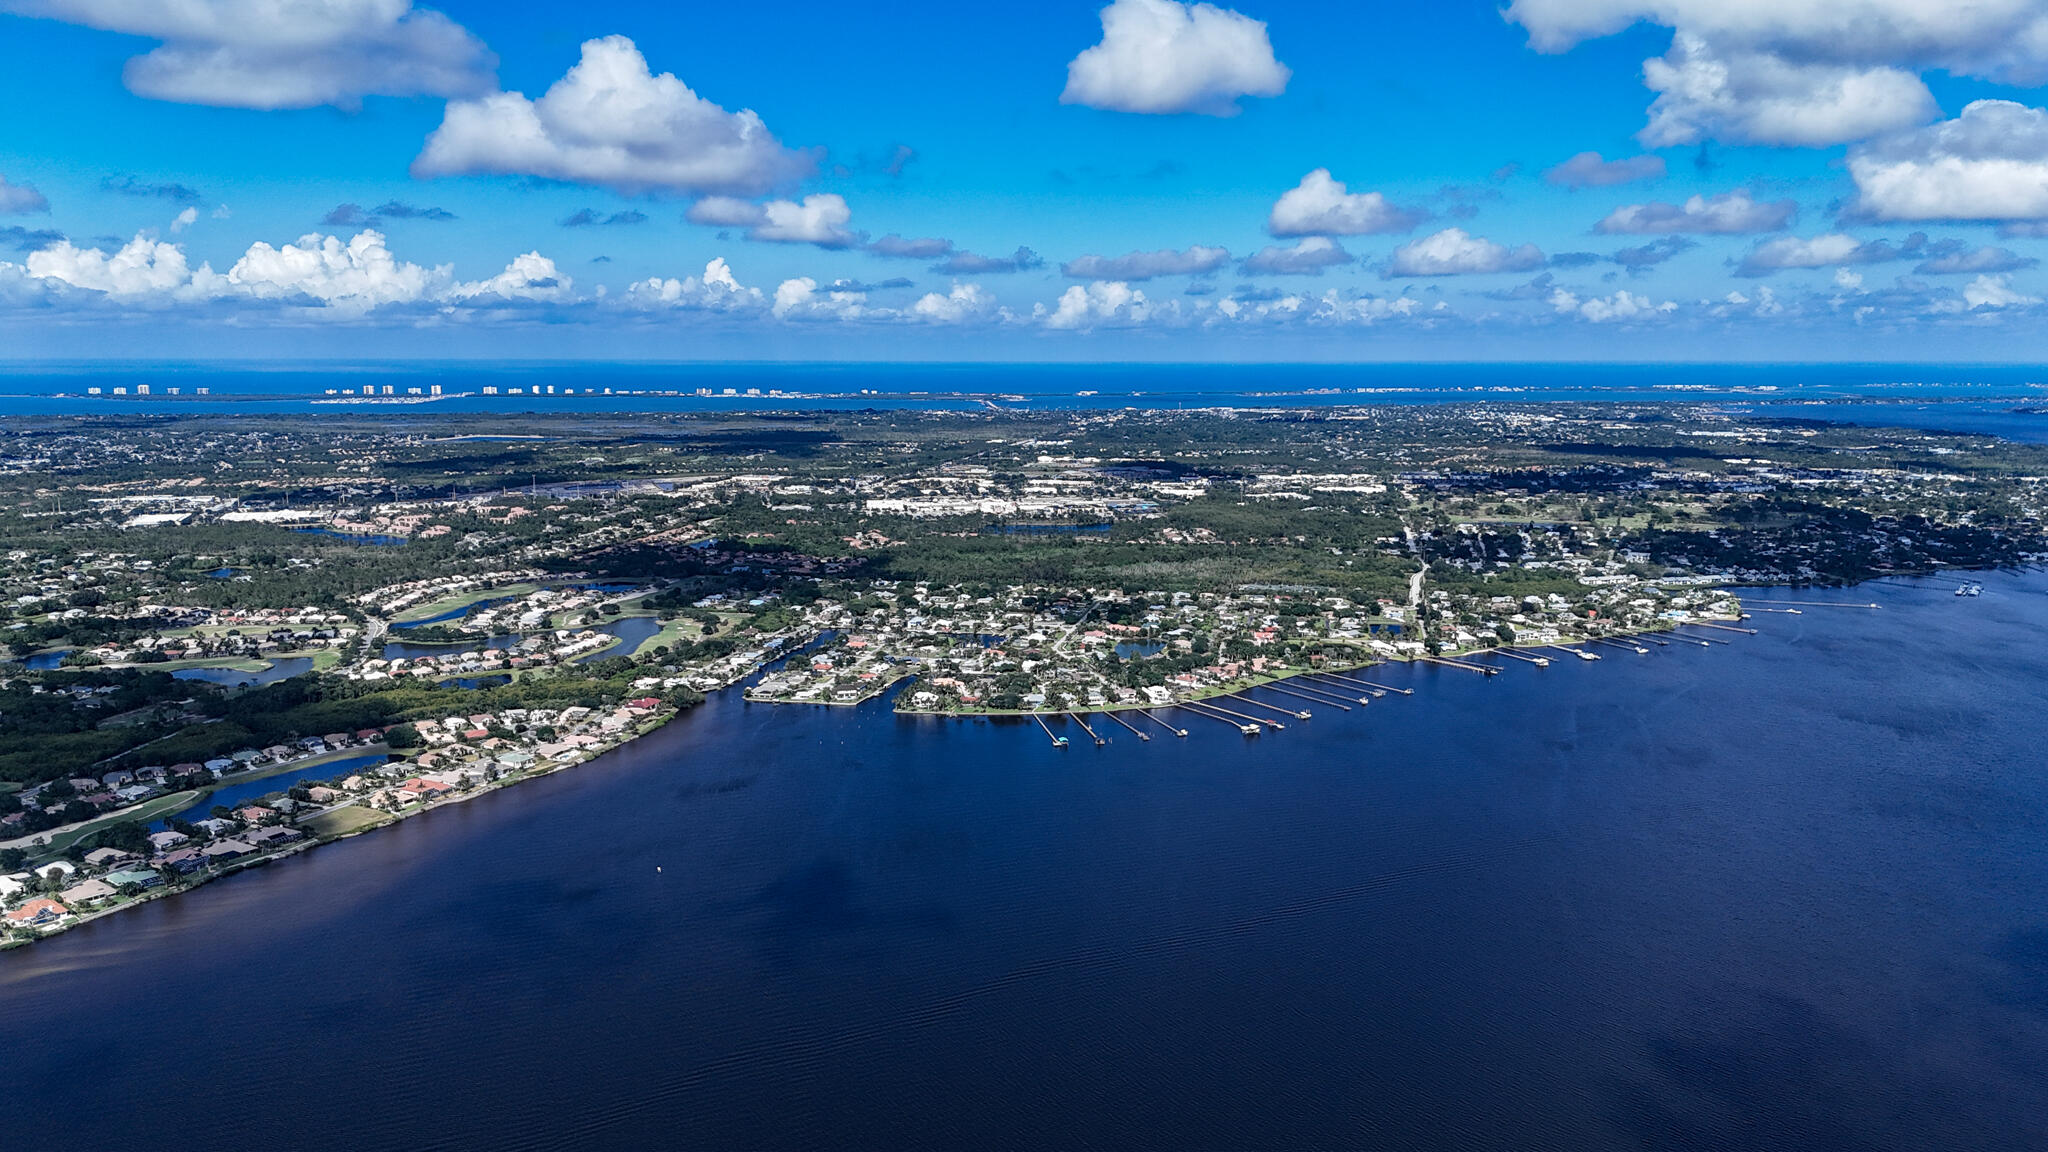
top-left (3, 0), bottom-right (2048, 360)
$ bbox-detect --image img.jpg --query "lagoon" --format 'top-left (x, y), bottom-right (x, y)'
top-left (4, 574), bottom-right (2047, 1150)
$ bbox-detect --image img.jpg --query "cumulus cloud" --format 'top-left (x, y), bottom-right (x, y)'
top-left (1735, 232), bottom-right (1932, 276)
top-left (169, 207), bottom-right (199, 233)
top-left (911, 282), bottom-right (1002, 324)
top-left (831, 277), bottom-right (915, 293)
top-left (1502, 0), bottom-right (2048, 146)
top-left (1548, 284), bottom-right (1677, 322)
top-left (624, 257), bottom-right (765, 313)
top-left (1061, 0), bottom-right (1290, 116)
top-left (1041, 281), bottom-right (1156, 329)
top-left (684, 194), bottom-right (857, 248)
top-left (0, 176), bottom-right (48, 215)
top-left (414, 36), bottom-right (812, 197)
top-left (560, 208), bottom-right (647, 228)
top-left (1964, 273), bottom-right (2040, 308)
top-left (1268, 169), bottom-right (1425, 237)
top-left (1595, 189), bottom-right (1797, 234)
top-left (771, 277), bottom-right (871, 321)
top-left (1543, 151), bottom-right (1666, 188)
top-left (1387, 228), bottom-right (1544, 277)
top-left (1062, 245), bottom-right (1230, 280)
top-left (1240, 236), bottom-right (1353, 275)
top-left (0, 0), bottom-right (495, 110)
top-left (1849, 100), bottom-right (2048, 222)
top-left (17, 227), bottom-right (576, 315)
top-left (935, 247), bottom-right (1044, 275)
top-left (27, 233), bottom-right (198, 297)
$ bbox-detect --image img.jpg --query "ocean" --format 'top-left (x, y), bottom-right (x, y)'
top-left (3, 361), bottom-right (2048, 442)
top-left (3, 574), bottom-right (2045, 1150)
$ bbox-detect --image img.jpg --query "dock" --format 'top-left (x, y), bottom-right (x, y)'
top-left (1487, 647), bottom-right (1551, 666)
top-left (1227, 693), bottom-right (1310, 721)
top-left (1102, 710), bottom-right (1151, 741)
top-left (1589, 636), bottom-right (1650, 655)
top-left (1068, 713), bottom-right (1107, 746)
top-left (1178, 700), bottom-right (1260, 735)
top-left (1543, 645), bottom-right (1601, 661)
top-left (1032, 712), bottom-right (1069, 748)
top-left (1419, 655), bottom-right (1500, 676)
top-left (1139, 708), bottom-right (1188, 738)
top-left (1262, 680), bottom-right (1354, 710)
top-left (1311, 671), bottom-right (1410, 696)
top-left (1694, 621), bottom-right (1759, 635)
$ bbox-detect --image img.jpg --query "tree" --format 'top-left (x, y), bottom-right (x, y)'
top-left (385, 723), bottom-right (423, 750)
top-left (0, 848), bottom-right (24, 872)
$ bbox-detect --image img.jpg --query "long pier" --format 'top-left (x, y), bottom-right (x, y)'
top-left (1102, 710), bottom-right (1151, 741)
top-left (1311, 671), bottom-right (1411, 696)
top-left (1139, 708), bottom-right (1188, 738)
top-left (1068, 713), bottom-right (1107, 746)
top-left (1032, 712), bottom-right (1069, 747)
top-left (1419, 654), bottom-right (1500, 676)
top-left (1178, 700), bottom-right (1260, 734)
top-left (1543, 645), bottom-right (1600, 661)
top-left (1487, 647), bottom-right (1550, 666)
top-left (1590, 636), bottom-right (1649, 655)
top-left (1262, 680), bottom-right (1355, 709)
top-left (1196, 698), bottom-right (1283, 730)
top-left (1227, 694), bottom-right (1310, 721)
top-left (1694, 621), bottom-right (1759, 635)
top-left (1758, 600), bottom-right (1879, 609)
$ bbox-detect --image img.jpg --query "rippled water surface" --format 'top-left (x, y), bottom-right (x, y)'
top-left (4, 575), bottom-right (2046, 1151)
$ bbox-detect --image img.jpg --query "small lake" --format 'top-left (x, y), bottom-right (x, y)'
top-left (23, 650), bottom-right (69, 670)
top-left (171, 657), bottom-right (314, 688)
top-left (158, 753), bottom-right (389, 826)
top-left (394, 597), bottom-right (519, 629)
top-left (294, 528), bottom-right (407, 547)
top-left (579, 616), bottom-right (663, 661)
top-left (1114, 640), bottom-right (1166, 658)
top-left (383, 635), bottom-right (521, 662)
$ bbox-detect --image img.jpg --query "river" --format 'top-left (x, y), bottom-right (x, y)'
top-left (2, 573), bottom-right (2045, 1150)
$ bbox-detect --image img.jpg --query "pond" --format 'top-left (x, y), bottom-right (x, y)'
top-left (24, 650), bottom-right (70, 670)
top-left (157, 753), bottom-right (390, 827)
top-left (382, 635), bottom-right (521, 662)
top-left (393, 596), bottom-right (519, 629)
top-left (1114, 640), bottom-right (1166, 659)
top-left (294, 528), bottom-right (407, 547)
top-left (171, 657), bottom-right (315, 688)
top-left (576, 616), bottom-right (663, 662)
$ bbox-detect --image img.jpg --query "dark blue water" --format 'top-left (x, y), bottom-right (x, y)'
top-left (3, 362), bottom-right (2048, 421)
top-left (170, 657), bottom-right (314, 688)
top-left (583, 615), bottom-right (663, 660)
top-left (22, 650), bottom-right (67, 670)
top-left (382, 634), bottom-right (520, 662)
top-left (393, 596), bottom-right (519, 629)
top-left (160, 754), bottom-right (389, 825)
top-left (4, 573), bottom-right (2046, 1150)
top-left (294, 527), bottom-right (406, 547)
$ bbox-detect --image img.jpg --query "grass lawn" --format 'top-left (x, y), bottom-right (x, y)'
top-left (18, 790), bottom-right (202, 862)
top-left (303, 807), bottom-right (390, 838)
top-left (391, 583), bottom-right (541, 625)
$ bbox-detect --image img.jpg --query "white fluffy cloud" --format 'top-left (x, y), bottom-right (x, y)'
top-left (0, 0), bottom-right (494, 109)
top-left (624, 258), bottom-right (766, 313)
top-left (1543, 151), bottom-right (1666, 188)
top-left (1061, 0), bottom-right (1290, 116)
top-left (1595, 190), bottom-right (1796, 234)
top-left (0, 176), bottom-right (48, 215)
top-left (1062, 245), bottom-right (1230, 280)
top-left (414, 36), bottom-right (812, 197)
top-left (27, 234), bottom-right (198, 297)
top-left (1042, 281), bottom-right (1155, 329)
top-left (1549, 285), bottom-right (1677, 322)
top-left (911, 283), bottom-right (1002, 324)
top-left (1388, 229), bottom-right (1545, 277)
top-left (1849, 100), bottom-right (2048, 222)
top-left (1734, 232), bottom-right (1916, 276)
top-left (1267, 169), bottom-right (1424, 237)
top-left (1241, 236), bottom-right (1353, 275)
top-left (1964, 273), bottom-right (2040, 308)
top-left (1504, 0), bottom-right (2048, 146)
top-left (684, 194), bottom-right (858, 248)
top-left (20, 228), bottom-right (575, 315)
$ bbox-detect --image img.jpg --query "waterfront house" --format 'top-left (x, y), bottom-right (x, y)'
top-left (103, 868), bottom-right (162, 890)
top-left (243, 827), bottom-right (302, 849)
top-left (59, 879), bottom-right (116, 906)
top-left (202, 840), bottom-right (257, 862)
top-left (83, 847), bottom-right (139, 870)
top-left (5, 898), bottom-right (67, 927)
top-left (147, 830), bottom-right (189, 852)
top-left (156, 848), bottom-right (204, 874)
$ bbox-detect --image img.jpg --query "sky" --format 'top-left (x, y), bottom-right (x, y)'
top-left (4, 0), bottom-right (2048, 362)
